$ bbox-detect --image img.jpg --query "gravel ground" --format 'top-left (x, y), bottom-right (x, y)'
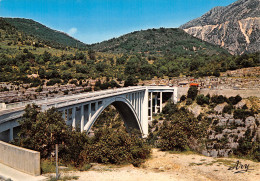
top-left (52, 149), bottom-right (260, 181)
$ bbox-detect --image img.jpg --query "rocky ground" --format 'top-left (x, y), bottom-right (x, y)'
top-left (46, 149), bottom-right (260, 181)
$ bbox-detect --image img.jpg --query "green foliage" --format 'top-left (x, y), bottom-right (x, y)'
top-left (80, 128), bottom-right (151, 167)
top-left (228, 95), bottom-right (242, 105)
top-left (14, 104), bottom-right (68, 158)
top-left (187, 86), bottom-right (198, 100)
top-left (234, 128), bottom-right (260, 161)
top-left (157, 108), bottom-right (208, 151)
top-left (46, 78), bottom-right (62, 86)
top-left (210, 95), bottom-right (226, 104)
top-left (196, 94), bottom-right (209, 105)
top-left (15, 105), bottom-right (151, 168)
top-left (186, 98), bottom-right (193, 105)
top-left (223, 104), bottom-right (233, 114)
top-left (180, 95), bottom-right (186, 102)
top-left (233, 109), bottom-right (254, 120)
top-left (4, 18), bottom-right (86, 49)
top-left (91, 28), bottom-right (229, 56)
top-left (162, 102), bottom-right (178, 115)
top-left (124, 75), bottom-right (138, 87)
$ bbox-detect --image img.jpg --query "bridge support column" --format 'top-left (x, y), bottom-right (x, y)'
top-left (67, 109), bottom-right (70, 123)
top-left (150, 92), bottom-right (153, 120)
top-left (137, 92), bottom-right (140, 119)
top-left (160, 92), bottom-right (162, 112)
top-left (133, 93), bottom-right (135, 107)
top-left (130, 93), bottom-right (132, 105)
top-left (9, 127), bottom-right (13, 141)
top-left (62, 110), bottom-right (65, 120)
top-left (88, 103), bottom-right (92, 124)
top-left (139, 92), bottom-right (142, 120)
top-left (81, 105), bottom-right (84, 132)
top-left (95, 102), bottom-right (98, 111)
top-left (155, 93), bottom-right (158, 114)
top-left (142, 88), bottom-right (149, 137)
top-left (72, 107), bottom-right (76, 129)
top-left (174, 88), bottom-right (178, 104)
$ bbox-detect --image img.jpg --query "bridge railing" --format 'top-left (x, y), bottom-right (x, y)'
top-left (1, 86), bottom-right (145, 111)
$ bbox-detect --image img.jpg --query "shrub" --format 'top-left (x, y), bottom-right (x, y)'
top-left (80, 128), bottom-right (151, 166)
top-left (233, 109), bottom-right (254, 120)
top-left (162, 102), bottom-right (177, 115)
top-left (186, 98), bottom-right (193, 105)
top-left (223, 104), bottom-right (233, 114)
top-left (158, 108), bottom-right (208, 151)
top-left (196, 94), bottom-right (209, 105)
top-left (228, 95), bottom-right (242, 105)
top-left (187, 86), bottom-right (198, 100)
top-left (180, 95), bottom-right (186, 102)
top-left (211, 95), bottom-right (226, 104)
top-left (46, 78), bottom-right (62, 86)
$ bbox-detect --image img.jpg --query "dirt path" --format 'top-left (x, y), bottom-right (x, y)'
top-left (55, 149), bottom-right (260, 181)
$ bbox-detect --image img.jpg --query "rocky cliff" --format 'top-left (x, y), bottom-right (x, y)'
top-left (180, 0), bottom-right (260, 55)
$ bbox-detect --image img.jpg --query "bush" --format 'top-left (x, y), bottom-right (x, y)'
top-left (186, 98), bottom-right (193, 105)
top-left (211, 95), bottom-right (226, 104)
top-left (158, 109), bottom-right (207, 151)
top-left (223, 104), bottom-right (233, 114)
top-left (233, 109), bottom-right (254, 120)
top-left (180, 95), bottom-right (186, 102)
top-left (187, 86), bottom-right (198, 100)
top-left (46, 78), bottom-right (62, 86)
top-left (228, 95), bottom-right (242, 105)
top-left (196, 94), bottom-right (209, 105)
top-left (162, 102), bottom-right (177, 115)
top-left (80, 128), bottom-right (151, 166)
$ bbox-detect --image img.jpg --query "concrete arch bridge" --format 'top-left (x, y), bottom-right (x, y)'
top-left (0, 86), bottom-right (177, 142)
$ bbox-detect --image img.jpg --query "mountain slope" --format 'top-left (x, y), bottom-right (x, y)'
top-left (91, 28), bottom-right (229, 55)
top-left (180, 0), bottom-right (260, 55)
top-left (3, 18), bottom-right (87, 49)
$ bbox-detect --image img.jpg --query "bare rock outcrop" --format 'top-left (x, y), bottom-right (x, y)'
top-left (180, 0), bottom-right (260, 55)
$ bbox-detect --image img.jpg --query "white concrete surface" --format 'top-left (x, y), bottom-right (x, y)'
top-left (0, 163), bottom-right (46, 181)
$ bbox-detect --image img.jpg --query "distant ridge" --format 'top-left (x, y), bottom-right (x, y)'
top-left (3, 18), bottom-right (87, 49)
top-left (90, 28), bottom-right (229, 56)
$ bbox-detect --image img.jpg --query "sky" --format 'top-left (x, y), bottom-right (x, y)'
top-left (0, 0), bottom-right (237, 44)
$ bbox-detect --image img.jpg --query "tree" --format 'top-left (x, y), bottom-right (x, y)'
top-left (88, 49), bottom-right (96, 60)
top-left (38, 68), bottom-right (45, 79)
top-left (124, 76), bottom-right (138, 87)
top-left (187, 86), bottom-right (198, 100)
top-left (228, 95), bottom-right (242, 105)
top-left (196, 94), bottom-right (209, 105)
top-left (15, 104), bottom-right (68, 158)
top-left (42, 51), bottom-right (52, 62)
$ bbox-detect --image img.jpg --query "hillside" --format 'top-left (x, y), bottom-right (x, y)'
top-left (3, 18), bottom-right (87, 49)
top-left (90, 28), bottom-right (229, 55)
top-left (180, 0), bottom-right (260, 55)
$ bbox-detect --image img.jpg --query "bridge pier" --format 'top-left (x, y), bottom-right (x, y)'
top-left (81, 105), bottom-right (84, 132)
top-left (160, 92), bottom-right (162, 112)
top-left (9, 127), bottom-right (13, 141)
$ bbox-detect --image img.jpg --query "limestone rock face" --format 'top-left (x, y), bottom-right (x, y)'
top-left (180, 0), bottom-right (260, 55)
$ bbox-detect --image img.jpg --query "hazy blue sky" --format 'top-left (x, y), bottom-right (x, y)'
top-left (0, 0), bottom-right (236, 44)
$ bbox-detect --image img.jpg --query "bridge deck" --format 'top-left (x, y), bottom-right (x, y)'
top-left (0, 86), bottom-right (147, 114)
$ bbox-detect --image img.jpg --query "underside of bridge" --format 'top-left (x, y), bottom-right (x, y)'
top-left (111, 101), bottom-right (142, 135)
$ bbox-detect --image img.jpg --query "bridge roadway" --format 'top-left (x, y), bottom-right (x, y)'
top-left (0, 86), bottom-right (177, 141)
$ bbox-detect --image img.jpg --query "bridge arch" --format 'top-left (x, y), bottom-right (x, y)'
top-left (84, 96), bottom-right (143, 135)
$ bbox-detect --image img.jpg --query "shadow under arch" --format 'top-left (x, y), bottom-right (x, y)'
top-left (84, 97), bottom-right (143, 135)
